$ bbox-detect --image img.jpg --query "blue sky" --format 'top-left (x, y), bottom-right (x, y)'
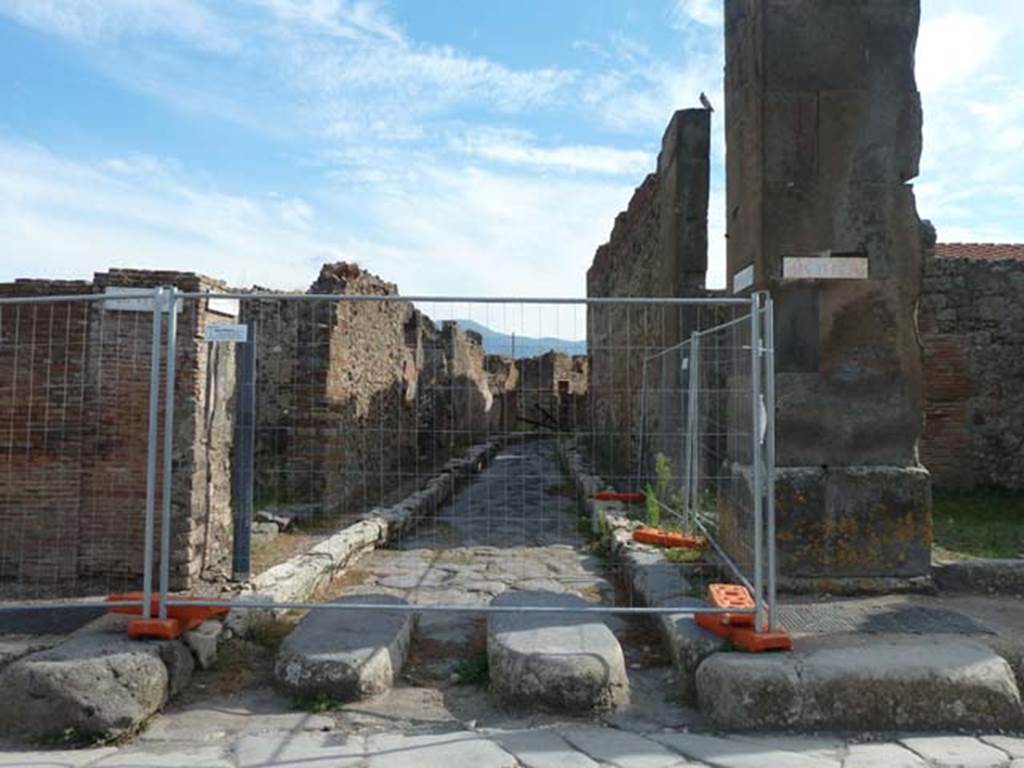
top-left (1, 0), bottom-right (1022, 297)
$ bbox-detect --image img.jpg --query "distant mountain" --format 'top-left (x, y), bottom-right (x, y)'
top-left (453, 319), bottom-right (587, 359)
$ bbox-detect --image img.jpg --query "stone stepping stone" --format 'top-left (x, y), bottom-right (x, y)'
top-left (0, 624), bottom-right (193, 742)
top-left (696, 639), bottom-right (1023, 731)
top-left (487, 590), bottom-right (629, 714)
top-left (274, 594), bottom-right (414, 702)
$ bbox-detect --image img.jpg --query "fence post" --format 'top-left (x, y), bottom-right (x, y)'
top-left (683, 331), bottom-right (700, 529)
top-left (142, 288), bottom-right (165, 619)
top-left (749, 292), bottom-right (764, 631)
top-left (158, 286), bottom-right (178, 620)
top-left (232, 320), bottom-right (256, 581)
top-left (763, 294), bottom-right (777, 630)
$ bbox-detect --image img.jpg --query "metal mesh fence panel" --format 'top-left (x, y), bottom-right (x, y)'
top-left (167, 293), bottom-right (773, 622)
top-left (0, 290), bottom-right (163, 609)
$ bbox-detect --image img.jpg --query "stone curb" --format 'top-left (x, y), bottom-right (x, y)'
top-left (227, 440), bottom-right (501, 634)
top-left (556, 440), bottom-right (727, 703)
top-left (697, 639), bottom-right (1024, 731)
top-left (933, 558), bottom-right (1024, 596)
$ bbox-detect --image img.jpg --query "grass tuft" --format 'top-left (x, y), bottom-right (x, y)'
top-left (452, 651), bottom-right (489, 686)
top-left (933, 487), bottom-right (1024, 560)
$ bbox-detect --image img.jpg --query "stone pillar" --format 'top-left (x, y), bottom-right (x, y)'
top-left (725, 0), bottom-right (932, 584)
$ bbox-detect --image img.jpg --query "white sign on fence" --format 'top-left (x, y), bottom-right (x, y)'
top-left (103, 287), bottom-right (182, 313)
top-left (205, 323), bottom-right (248, 343)
top-left (732, 264), bottom-right (754, 294)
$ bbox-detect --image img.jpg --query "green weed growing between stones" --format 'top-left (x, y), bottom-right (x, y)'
top-left (453, 651), bottom-right (490, 686)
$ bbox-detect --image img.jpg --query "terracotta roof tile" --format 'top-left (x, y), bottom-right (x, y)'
top-left (935, 242), bottom-right (1024, 261)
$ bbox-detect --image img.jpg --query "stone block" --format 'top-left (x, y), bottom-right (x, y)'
top-left (487, 591), bottom-right (629, 714)
top-left (774, 465), bottom-right (932, 579)
top-left (274, 595), bottom-right (414, 702)
top-left (0, 632), bottom-right (193, 741)
top-left (933, 559), bottom-right (1024, 596)
top-left (697, 652), bottom-right (802, 730)
top-left (657, 605), bottom-right (729, 704)
top-left (697, 640), bottom-right (1023, 731)
top-left (183, 620), bottom-right (223, 670)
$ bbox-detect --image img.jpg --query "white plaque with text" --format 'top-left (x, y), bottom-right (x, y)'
top-left (783, 256), bottom-right (868, 280)
top-left (205, 324), bottom-right (248, 343)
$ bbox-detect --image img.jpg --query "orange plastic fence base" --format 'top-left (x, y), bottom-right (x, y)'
top-left (707, 583), bottom-right (755, 626)
top-left (696, 584), bottom-right (793, 653)
top-left (592, 491), bottom-right (646, 503)
top-left (632, 527), bottom-right (706, 550)
top-left (106, 593), bottom-right (229, 640)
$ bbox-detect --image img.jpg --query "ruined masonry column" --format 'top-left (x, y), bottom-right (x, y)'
top-left (725, 0), bottom-right (932, 583)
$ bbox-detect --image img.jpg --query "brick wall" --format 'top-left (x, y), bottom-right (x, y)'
top-left (0, 271), bottom-right (236, 596)
top-left (0, 280), bottom-right (94, 592)
top-left (919, 238), bottom-right (1024, 490)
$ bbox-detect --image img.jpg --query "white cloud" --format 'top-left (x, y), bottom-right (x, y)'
top-left (674, 0), bottom-right (722, 28)
top-left (580, 35), bottom-right (721, 136)
top-left (916, 12), bottom-right (999, 93)
top-left (0, 0), bottom-right (240, 53)
top-left (0, 139), bottom-right (333, 288)
top-left (452, 128), bottom-right (651, 176)
top-left (0, 137), bottom-right (639, 303)
top-left (256, 0), bottom-right (403, 43)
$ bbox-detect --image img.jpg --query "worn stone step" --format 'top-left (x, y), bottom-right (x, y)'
top-left (274, 594), bottom-right (414, 702)
top-left (696, 639), bottom-right (1024, 731)
top-left (0, 615), bottom-right (193, 741)
top-left (487, 590), bottom-right (629, 714)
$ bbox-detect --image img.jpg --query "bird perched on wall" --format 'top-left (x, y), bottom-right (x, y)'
top-left (699, 91), bottom-right (714, 111)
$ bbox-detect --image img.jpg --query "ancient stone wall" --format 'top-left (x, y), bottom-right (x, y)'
top-left (0, 270), bottom-right (236, 594)
top-left (919, 240), bottom-right (1024, 490)
top-left (247, 265), bottom-right (509, 519)
top-left (516, 351), bottom-right (588, 431)
top-left (586, 109), bottom-right (713, 485)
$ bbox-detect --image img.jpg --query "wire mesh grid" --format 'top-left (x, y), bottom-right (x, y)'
top-left (635, 300), bottom-right (774, 621)
top-left (0, 291), bottom-right (164, 609)
top-left (0, 290), bottom-right (774, 622)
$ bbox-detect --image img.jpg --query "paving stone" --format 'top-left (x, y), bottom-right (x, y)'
top-left (234, 731), bottom-right (364, 768)
top-left (0, 747), bottom-right (117, 766)
top-left (365, 730), bottom-right (517, 768)
top-left (0, 635), bottom-right (63, 672)
top-left (982, 736), bottom-right (1024, 759)
top-left (559, 726), bottom-right (686, 768)
top-left (92, 743), bottom-right (233, 767)
top-left (652, 733), bottom-right (837, 768)
top-left (843, 743), bottom-right (928, 768)
top-left (729, 735), bottom-right (844, 763)
top-left (901, 736), bottom-right (1011, 768)
top-left (274, 594), bottom-right (414, 702)
top-left (487, 591), bottom-right (629, 714)
top-left (494, 729), bottom-right (601, 768)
